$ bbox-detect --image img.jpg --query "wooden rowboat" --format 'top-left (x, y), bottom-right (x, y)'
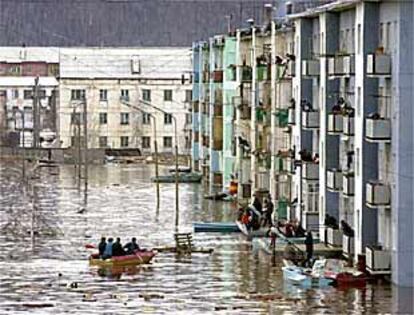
top-left (151, 173), bottom-right (202, 183)
top-left (193, 222), bottom-right (240, 233)
top-left (89, 250), bottom-right (156, 267)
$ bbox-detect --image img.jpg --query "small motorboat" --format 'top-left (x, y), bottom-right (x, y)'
top-left (322, 259), bottom-right (368, 287)
top-left (151, 173), bottom-right (202, 183)
top-left (89, 250), bottom-right (156, 267)
top-left (282, 259), bottom-right (334, 288)
top-left (236, 220), bottom-right (268, 239)
top-left (168, 166), bottom-right (192, 173)
top-left (193, 222), bottom-right (240, 233)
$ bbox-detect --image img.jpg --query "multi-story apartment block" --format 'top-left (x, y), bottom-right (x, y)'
top-left (191, 0), bottom-right (414, 287)
top-left (0, 47), bottom-right (192, 155)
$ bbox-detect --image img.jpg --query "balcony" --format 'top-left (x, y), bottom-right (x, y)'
top-left (327, 169), bottom-right (342, 191)
top-left (327, 227), bottom-right (342, 247)
top-left (365, 118), bottom-right (391, 143)
top-left (328, 55), bottom-right (355, 77)
top-left (366, 181), bottom-right (391, 208)
top-left (241, 66), bottom-right (252, 82)
top-left (275, 109), bottom-right (289, 128)
top-left (367, 54), bottom-right (391, 77)
top-left (302, 162), bottom-right (319, 180)
top-left (239, 104), bottom-right (251, 120)
top-left (256, 171), bottom-right (270, 192)
top-left (257, 64), bottom-right (269, 81)
top-left (212, 70), bottom-right (223, 83)
top-left (342, 234), bottom-right (354, 258)
top-left (302, 60), bottom-right (320, 77)
top-left (275, 153), bottom-right (295, 174)
top-left (343, 115), bottom-right (354, 137)
top-left (366, 245), bottom-right (391, 274)
top-left (302, 110), bottom-right (319, 129)
top-left (287, 107), bottom-right (295, 125)
top-left (327, 113), bottom-right (343, 135)
top-left (342, 172), bottom-right (354, 196)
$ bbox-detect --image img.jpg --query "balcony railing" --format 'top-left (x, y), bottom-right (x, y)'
top-left (327, 227), bottom-right (342, 247)
top-left (365, 118), bottom-right (391, 142)
top-left (328, 55), bottom-right (355, 77)
top-left (241, 66), bottom-right (252, 82)
top-left (327, 113), bottom-right (343, 134)
top-left (327, 169), bottom-right (342, 191)
top-left (275, 154), bottom-right (295, 174)
top-left (343, 115), bottom-right (354, 136)
top-left (257, 64), bottom-right (269, 82)
top-left (302, 162), bottom-right (319, 180)
top-left (367, 54), bottom-right (392, 77)
top-left (302, 60), bottom-right (320, 77)
top-left (366, 245), bottom-right (391, 274)
top-left (342, 172), bottom-right (354, 196)
top-left (366, 181), bottom-right (391, 208)
top-left (342, 234), bottom-right (354, 258)
top-left (287, 107), bottom-right (295, 125)
top-left (302, 110), bottom-right (319, 129)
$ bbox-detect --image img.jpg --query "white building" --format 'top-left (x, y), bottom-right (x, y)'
top-left (0, 47), bottom-right (192, 155)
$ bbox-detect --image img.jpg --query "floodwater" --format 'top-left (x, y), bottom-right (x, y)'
top-left (0, 162), bottom-right (412, 314)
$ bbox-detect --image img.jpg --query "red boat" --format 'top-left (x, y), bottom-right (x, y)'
top-left (89, 250), bottom-right (156, 267)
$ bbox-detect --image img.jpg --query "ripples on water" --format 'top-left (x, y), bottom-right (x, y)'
top-left (0, 162), bottom-right (409, 314)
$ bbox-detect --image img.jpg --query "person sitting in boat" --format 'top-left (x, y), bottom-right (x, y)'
top-left (112, 237), bottom-right (126, 257)
top-left (102, 238), bottom-right (114, 259)
top-left (251, 194), bottom-right (263, 214)
top-left (98, 237), bottom-right (107, 258)
top-left (124, 237), bottom-right (140, 254)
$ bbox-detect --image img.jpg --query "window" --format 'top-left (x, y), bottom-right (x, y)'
top-left (164, 113), bottom-right (172, 124)
top-left (9, 65), bottom-right (21, 75)
top-left (142, 136), bottom-right (151, 149)
top-left (71, 112), bottom-right (82, 124)
top-left (185, 113), bottom-right (192, 124)
top-left (185, 136), bottom-right (191, 149)
top-left (38, 90), bottom-right (46, 99)
top-left (99, 136), bottom-right (108, 148)
top-left (142, 113), bottom-right (151, 124)
top-left (12, 89), bottom-right (19, 99)
top-left (163, 136), bottom-right (172, 148)
top-left (164, 89), bottom-right (173, 101)
top-left (24, 90), bottom-right (32, 100)
top-left (99, 113), bottom-right (107, 124)
top-left (71, 89), bottom-right (85, 101)
top-left (100, 89), bottom-right (108, 101)
top-left (142, 89), bottom-right (151, 101)
top-left (185, 90), bottom-right (192, 102)
top-left (120, 136), bottom-right (129, 147)
top-left (120, 112), bottom-right (129, 125)
top-left (357, 24), bottom-right (361, 54)
top-left (120, 89), bottom-right (129, 101)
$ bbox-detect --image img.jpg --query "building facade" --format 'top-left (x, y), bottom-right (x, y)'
top-left (191, 0), bottom-right (414, 287)
top-left (0, 47), bottom-right (192, 155)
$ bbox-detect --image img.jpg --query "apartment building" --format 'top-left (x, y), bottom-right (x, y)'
top-left (191, 0), bottom-right (414, 287)
top-left (0, 47), bottom-right (192, 155)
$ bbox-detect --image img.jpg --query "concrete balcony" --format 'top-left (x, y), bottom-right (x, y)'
top-left (366, 245), bottom-right (391, 275)
top-left (302, 110), bottom-right (319, 130)
top-left (342, 234), bottom-right (354, 258)
top-left (239, 104), bottom-right (251, 120)
top-left (287, 61), bottom-right (295, 78)
top-left (275, 154), bottom-right (295, 175)
top-left (287, 107), bottom-right (296, 125)
top-left (365, 118), bottom-right (391, 143)
top-left (302, 162), bottom-right (319, 180)
top-left (366, 181), bottom-right (391, 208)
top-left (327, 227), bottom-right (342, 247)
top-left (367, 54), bottom-right (392, 77)
top-left (342, 172), bottom-right (354, 197)
top-left (301, 212), bottom-right (319, 232)
top-left (328, 55), bottom-right (355, 78)
top-left (327, 113), bottom-right (343, 134)
top-left (343, 115), bottom-right (354, 137)
top-left (301, 59), bottom-right (320, 77)
top-left (327, 169), bottom-right (342, 191)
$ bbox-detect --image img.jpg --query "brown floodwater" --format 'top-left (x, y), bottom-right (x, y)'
top-left (0, 162), bottom-right (413, 314)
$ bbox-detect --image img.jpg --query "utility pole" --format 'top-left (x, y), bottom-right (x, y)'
top-left (153, 116), bottom-right (160, 212)
top-left (77, 114), bottom-right (82, 184)
top-left (32, 77), bottom-right (40, 148)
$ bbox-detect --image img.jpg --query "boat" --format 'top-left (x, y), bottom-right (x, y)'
top-left (322, 259), bottom-right (368, 287)
top-left (89, 250), bottom-right (156, 267)
top-left (168, 166), bottom-right (192, 173)
top-left (236, 220), bottom-right (268, 239)
top-left (151, 172), bottom-right (202, 183)
top-left (282, 259), bottom-right (334, 287)
top-left (193, 222), bottom-right (240, 233)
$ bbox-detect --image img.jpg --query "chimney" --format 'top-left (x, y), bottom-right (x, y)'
top-left (264, 3), bottom-right (273, 26)
top-left (286, 1), bottom-right (293, 15)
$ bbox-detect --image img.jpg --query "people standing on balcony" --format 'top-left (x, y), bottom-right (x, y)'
top-left (346, 151), bottom-right (354, 170)
top-left (313, 153), bottom-right (319, 164)
top-left (341, 220), bottom-right (355, 237)
top-left (299, 149), bottom-right (313, 162)
top-left (301, 99), bottom-right (313, 112)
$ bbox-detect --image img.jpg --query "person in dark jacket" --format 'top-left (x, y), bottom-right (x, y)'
top-left (262, 198), bottom-right (274, 227)
top-left (252, 194), bottom-right (262, 214)
top-left (98, 237), bottom-right (107, 258)
top-left (124, 237), bottom-right (140, 254)
top-left (304, 231), bottom-right (314, 267)
top-left (102, 238), bottom-right (114, 259)
top-left (112, 237), bottom-right (126, 257)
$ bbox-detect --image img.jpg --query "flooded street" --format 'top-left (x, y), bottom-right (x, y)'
top-left (0, 163), bottom-right (410, 314)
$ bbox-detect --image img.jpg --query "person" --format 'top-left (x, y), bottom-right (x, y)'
top-left (102, 238), bottom-right (113, 259)
top-left (112, 237), bottom-right (126, 257)
top-left (252, 194), bottom-right (262, 214)
top-left (299, 149), bottom-right (313, 162)
top-left (124, 237), bottom-right (140, 254)
top-left (304, 231), bottom-right (314, 267)
top-left (262, 198), bottom-right (274, 227)
top-left (98, 237), bottom-right (107, 258)
top-left (341, 220), bottom-right (355, 237)
top-left (269, 225), bottom-right (278, 250)
top-left (294, 222), bottom-right (306, 237)
top-left (313, 153), bottom-right (320, 164)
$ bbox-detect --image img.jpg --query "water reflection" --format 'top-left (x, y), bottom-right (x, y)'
top-left (0, 162), bottom-right (411, 314)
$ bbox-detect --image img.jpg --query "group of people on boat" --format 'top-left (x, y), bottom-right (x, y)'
top-left (98, 237), bottom-right (141, 259)
top-left (238, 194), bottom-right (274, 231)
